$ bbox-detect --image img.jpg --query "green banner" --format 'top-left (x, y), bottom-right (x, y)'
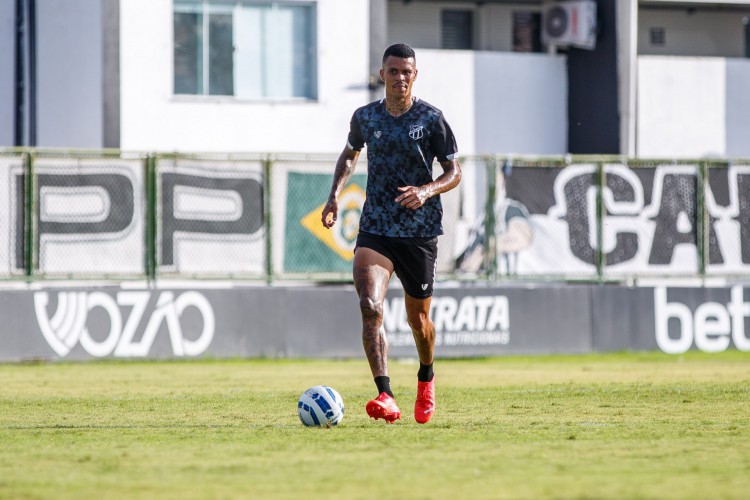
top-left (284, 172), bottom-right (367, 273)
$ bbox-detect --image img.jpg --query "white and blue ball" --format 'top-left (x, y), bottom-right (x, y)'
top-left (298, 385), bottom-right (345, 427)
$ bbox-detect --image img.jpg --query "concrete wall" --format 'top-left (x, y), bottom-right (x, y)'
top-left (0, 0), bottom-right (103, 148)
top-left (362, 49), bottom-right (567, 156)
top-left (4, 0), bottom-right (750, 158)
top-left (474, 51), bottom-right (567, 155)
top-left (726, 58), bottom-right (750, 157)
top-left (36, 0), bottom-right (103, 148)
top-left (119, 0), bottom-right (371, 153)
top-left (117, 0), bottom-right (567, 156)
top-left (386, 0), bottom-right (568, 156)
top-left (388, 0), bottom-right (541, 52)
top-left (639, 7), bottom-right (749, 58)
top-left (637, 55), bottom-right (750, 158)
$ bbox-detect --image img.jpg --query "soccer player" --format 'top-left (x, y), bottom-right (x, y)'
top-left (320, 43), bottom-right (462, 424)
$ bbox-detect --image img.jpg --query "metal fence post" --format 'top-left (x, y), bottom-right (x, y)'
top-left (264, 155), bottom-right (273, 284)
top-left (483, 156), bottom-right (497, 280)
top-left (697, 161), bottom-right (708, 279)
top-left (24, 150), bottom-right (34, 279)
top-left (596, 161), bottom-right (605, 281)
top-left (145, 154), bottom-right (157, 282)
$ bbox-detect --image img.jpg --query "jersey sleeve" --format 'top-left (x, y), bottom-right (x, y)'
top-left (346, 111), bottom-right (365, 151)
top-left (430, 113), bottom-right (459, 162)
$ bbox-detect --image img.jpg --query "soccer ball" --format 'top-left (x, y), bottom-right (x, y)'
top-left (297, 385), bottom-right (345, 427)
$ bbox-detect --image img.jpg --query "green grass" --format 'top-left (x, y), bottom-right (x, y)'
top-left (1, 351), bottom-right (749, 499)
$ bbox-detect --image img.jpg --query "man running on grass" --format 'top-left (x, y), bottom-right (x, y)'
top-left (321, 43), bottom-right (461, 424)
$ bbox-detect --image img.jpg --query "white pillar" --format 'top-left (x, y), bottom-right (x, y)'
top-left (617, 0), bottom-right (638, 157)
top-left (369, 0), bottom-right (387, 99)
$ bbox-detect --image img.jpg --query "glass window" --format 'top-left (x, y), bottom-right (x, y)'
top-left (174, 8), bottom-right (202, 94)
top-left (512, 11), bottom-right (542, 53)
top-left (650, 27), bottom-right (666, 47)
top-left (441, 10), bottom-right (473, 50)
top-left (209, 12), bottom-right (234, 95)
top-left (173, 1), bottom-right (317, 99)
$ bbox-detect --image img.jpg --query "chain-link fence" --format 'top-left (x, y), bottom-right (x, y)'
top-left (155, 154), bottom-right (267, 279)
top-left (1, 149), bottom-right (149, 279)
top-left (2, 149), bottom-right (750, 282)
top-left (490, 157), bottom-right (750, 281)
top-left (0, 150), bottom-right (27, 278)
top-left (269, 154), bottom-right (357, 281)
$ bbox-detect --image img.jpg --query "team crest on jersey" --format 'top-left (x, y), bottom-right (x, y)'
top-left (374, 130), bottom-right (382, 138)
top-left (409, 124), bottom-right (424, 140)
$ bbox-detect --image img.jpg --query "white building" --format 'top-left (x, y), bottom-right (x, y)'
top-left (1, 0), bottom-right (750, 158)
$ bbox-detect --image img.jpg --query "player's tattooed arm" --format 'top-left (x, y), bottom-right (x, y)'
top-left (322, 147), bottom-right (360, 228)
top-left (395, 158), bottom-right (462, 210)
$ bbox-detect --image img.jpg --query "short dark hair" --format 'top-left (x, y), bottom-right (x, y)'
top-left (382, 43), bottom-right (416, 64)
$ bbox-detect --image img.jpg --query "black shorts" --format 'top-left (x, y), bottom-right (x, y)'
top-left (355, 231), bottom-right (438, 299)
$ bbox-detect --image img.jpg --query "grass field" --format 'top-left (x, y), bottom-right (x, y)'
top-left (1, 351), bottom-right (749, 499)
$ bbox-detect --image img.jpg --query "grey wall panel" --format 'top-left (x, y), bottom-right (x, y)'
top-left (203, 288), bottom-right (288, 359)
top-left (384, 285), bottom-right (593, 357)
top-left (2, 291), bottom-right (56, 360)
top-left (591, 286), bottom-right (658, 351)
top-left (283, 287), bottom-right (363, 358)
top-left (2, 283), bottom-right (749, 363)
top-left (503, 285), bottom-right (592, 354)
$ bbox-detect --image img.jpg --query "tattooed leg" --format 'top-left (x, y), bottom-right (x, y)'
top-left (353, 248), bottom-right (393, 378)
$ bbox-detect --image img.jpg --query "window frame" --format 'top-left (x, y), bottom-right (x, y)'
top-left (172, 0), bottom-right (318, 102)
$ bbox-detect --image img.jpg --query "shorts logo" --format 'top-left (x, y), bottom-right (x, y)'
top-left (374, 131), bottom-right (382, 138)
top-left (409, 125), bottom-right (424, 140)
top-left (421, 284), bottom-right (428, 290)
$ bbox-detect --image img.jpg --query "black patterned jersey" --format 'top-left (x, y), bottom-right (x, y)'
top-left (347, 97), bottom-right (458, 237)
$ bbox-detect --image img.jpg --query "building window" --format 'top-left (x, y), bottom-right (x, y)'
top-left (173, 0), bottom-right (317, 99)
top-left (512, 11), bottom-right (542, 53)
top-left (442, 10), bottom-right (473, 50)
top-left (649, 27), bottom-right (665, 47)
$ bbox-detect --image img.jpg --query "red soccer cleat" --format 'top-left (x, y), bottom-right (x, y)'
top-left (366, 392), bottom-right (402, 423)
top-left (414, 378), bottom-right (435, 424)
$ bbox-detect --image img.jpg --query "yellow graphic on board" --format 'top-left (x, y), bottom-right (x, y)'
top-left (300, 184), bottom-right (366, 261)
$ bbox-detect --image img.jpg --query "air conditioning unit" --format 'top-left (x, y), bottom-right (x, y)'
top-left (542, 1), bottom-right (597, 50)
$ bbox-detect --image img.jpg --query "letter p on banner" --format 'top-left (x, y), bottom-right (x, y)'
top-left (28, 158), bottom-right (146, 276)
top-left (157, 159), bottom-right (265, 276)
